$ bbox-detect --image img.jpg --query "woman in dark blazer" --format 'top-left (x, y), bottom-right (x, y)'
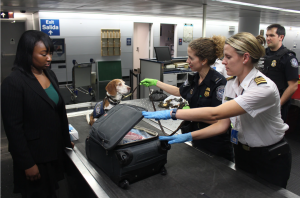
top-left (1, 30), bottom-right (73, 197)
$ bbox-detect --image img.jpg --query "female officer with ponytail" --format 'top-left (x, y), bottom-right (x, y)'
top-left (141, 35), bottom-right (233, 162)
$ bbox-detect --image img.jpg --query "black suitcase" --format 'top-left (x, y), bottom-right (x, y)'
top-left (85, 104), bottom-right (171, 189)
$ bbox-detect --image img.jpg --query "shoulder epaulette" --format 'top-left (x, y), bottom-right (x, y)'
top-left (226, 76), bottom-right (236, 81)
top-left (254, 76), bottom-right (267, 85)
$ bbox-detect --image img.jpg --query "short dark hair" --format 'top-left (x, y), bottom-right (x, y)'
top-left (14, 30), bottom-right (54, 73)
top-left (267, 24), bottom-right (285, 39)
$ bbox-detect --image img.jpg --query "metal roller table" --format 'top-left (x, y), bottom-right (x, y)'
top-left (64, 99), bottom-right (299, 198)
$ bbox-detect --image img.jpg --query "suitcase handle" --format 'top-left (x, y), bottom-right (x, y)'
top-left (158, 140), bottom-right (171, 154)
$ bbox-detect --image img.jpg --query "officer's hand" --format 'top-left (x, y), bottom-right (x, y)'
top-left (142, 110), bottom-right (171, 120)
top-left (25, 164), bottom-right (41, 181)
top-left (140, 78), bottom-right (158, 87)
top-left (159, 133), bottom-right (193, 144)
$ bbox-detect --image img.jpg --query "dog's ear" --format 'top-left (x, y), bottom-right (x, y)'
top-left (106, 80), bottom-right (117, 96)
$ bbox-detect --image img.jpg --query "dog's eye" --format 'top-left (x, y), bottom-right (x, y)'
top-left (118, 83), bottom-right (122, 86)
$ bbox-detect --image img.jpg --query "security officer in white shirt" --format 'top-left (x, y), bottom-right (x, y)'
top-left (224, 71), bottom-right (288, 147)
top-left (142, 32), bottom-right (292, 188)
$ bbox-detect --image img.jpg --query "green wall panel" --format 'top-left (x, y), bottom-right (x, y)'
top-left (97, 61), bottom-right (122, 81)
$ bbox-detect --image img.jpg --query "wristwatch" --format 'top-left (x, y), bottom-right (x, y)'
top-left (171, 109), bottom-right (178, 120)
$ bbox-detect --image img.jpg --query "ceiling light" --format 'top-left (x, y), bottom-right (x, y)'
top-left (212, 0), bottom-right (300, 14)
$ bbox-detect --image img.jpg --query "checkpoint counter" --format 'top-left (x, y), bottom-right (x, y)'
top-left (64, 99), bottom-right (299, 198)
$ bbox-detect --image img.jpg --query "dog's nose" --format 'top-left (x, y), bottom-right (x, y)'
top-left (127, 86), bottom-right (131, 91)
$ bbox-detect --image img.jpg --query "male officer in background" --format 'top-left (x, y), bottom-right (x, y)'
top-left (262, 24), bottom-right (299, 122)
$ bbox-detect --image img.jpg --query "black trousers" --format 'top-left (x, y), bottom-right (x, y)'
top-left (192, 136), bottom-right (234, 162)
top-left (233, 139), bottom-right (292, 188)
top-left (180, 121), bottom-right (234, 162)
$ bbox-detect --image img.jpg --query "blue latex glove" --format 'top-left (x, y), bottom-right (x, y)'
top-left (142, 110), bottom-right (171, 120)
top-left (159, 133), bottom-right (193, 144)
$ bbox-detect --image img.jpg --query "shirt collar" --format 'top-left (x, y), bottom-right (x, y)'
top-left (194, 69), bottom-right (213, 87)
top-left (266, 45), bottom-right (284, 54)
top-left (231, 67), bottom-right (258, 93)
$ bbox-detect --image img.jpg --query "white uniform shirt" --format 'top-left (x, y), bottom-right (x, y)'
top-left (210, 59), bottom-right (230, 78)
top-left (222, 68), bottom-right (288, 147)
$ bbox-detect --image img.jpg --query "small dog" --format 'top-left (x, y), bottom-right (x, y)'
top-left (87, 79), bottom-right (131, 126)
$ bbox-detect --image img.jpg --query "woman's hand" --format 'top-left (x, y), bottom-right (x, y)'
top-left (140, 78), bottom-right (158, 87)
top-left (159, 133), bottom-right (193, 144)
top-left (71, 142), bottom-right (75, 149)
top-left (25, 164), bottom-right (41, 181)
top-left (142, 110), bottom-right (171, 120)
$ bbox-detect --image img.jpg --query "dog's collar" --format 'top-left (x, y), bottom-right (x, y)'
top-left (105, 94), bottom-right (121, 106)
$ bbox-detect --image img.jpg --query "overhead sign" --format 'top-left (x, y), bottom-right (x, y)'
top-left (40, 19), bottom-right (60, 36)
top-left (1, 12), bottom-right (14, 19)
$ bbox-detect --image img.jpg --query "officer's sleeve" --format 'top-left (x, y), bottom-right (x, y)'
top-left (234, 85), bottom-right (277, 118)
top-left (211, 85), bottom-right (225, 107)
top-left (285, 55), bottom-right (299, 81)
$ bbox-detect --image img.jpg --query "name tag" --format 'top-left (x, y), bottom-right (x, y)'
top-left (231, 129), bottom-right (238, 144)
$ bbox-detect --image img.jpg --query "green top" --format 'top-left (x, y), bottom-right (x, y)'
top-left (44, 83), bottom-right (59, 105)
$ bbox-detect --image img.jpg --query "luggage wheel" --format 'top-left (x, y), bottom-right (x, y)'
top-left (71, 95), bottom-right (76, 102)
top-left (119, 179), bottom-right (130, 189)
top-left (90, 90), bottom-right (95, 97)
top-left (160, 167), bottom-right (167, 175)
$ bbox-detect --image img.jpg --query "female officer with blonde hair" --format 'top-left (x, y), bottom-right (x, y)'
top-left (142, 32), bottom-right (291, 188)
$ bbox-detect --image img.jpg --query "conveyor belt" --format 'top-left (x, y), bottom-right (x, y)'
top-left (67, 113), bottom-right (299, 198)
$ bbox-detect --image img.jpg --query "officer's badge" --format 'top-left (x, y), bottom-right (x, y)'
top-left (204, 87), bottom-right (210, 97)
top-left (290, 58), bottom-right (299, 68)
top-left (204, 91), bottom-right (209, 97)
top-left (190, 88), bottom-right (194, 95)
top-left (216, 85), bottom-right (225, 101)
top-left (271, 60), bottom-right (276, 67)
